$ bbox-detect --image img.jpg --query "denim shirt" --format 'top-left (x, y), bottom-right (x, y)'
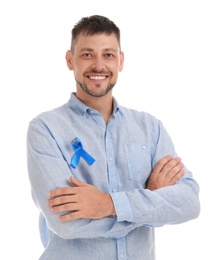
top-left (27, 93), bottom-right (200, 260)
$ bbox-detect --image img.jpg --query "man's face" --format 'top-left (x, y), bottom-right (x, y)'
top-left (66, 33), bottom-right (124, 98)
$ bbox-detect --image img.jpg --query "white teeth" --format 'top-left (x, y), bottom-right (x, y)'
top-left (89, 76), bottom-right (106, 80)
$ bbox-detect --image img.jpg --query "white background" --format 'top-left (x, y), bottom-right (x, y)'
top-left (0, 0), bottom-right (222, 259)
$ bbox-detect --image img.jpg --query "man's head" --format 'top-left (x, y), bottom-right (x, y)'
top-left (66, 15), bottom-right (124, 99)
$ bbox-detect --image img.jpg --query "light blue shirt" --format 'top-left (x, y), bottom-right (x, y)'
top-left (27, 93), bottom-right (200, 260)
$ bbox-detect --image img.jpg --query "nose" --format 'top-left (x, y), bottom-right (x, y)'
top-left (90, 56), bottom-right (105, 71)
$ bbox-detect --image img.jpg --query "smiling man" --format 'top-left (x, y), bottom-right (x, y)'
top-left (65, 19), bottom-right (124, 123)
top-left (27, 15), bottom-right (200, 260)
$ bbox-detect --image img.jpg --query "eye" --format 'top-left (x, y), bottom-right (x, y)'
top-left (105, 53), bottom-right (114, 58)
top-left (105, 53), bottom-right (115, 59)
top-left (82, 53), bottom-right (92, 58)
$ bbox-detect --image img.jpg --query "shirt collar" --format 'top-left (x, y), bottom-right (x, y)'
top-left (67, 92), bottom-right (120, 117)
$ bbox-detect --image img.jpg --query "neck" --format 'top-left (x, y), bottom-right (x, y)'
top-left (75, 92), bottom-right (113, 124)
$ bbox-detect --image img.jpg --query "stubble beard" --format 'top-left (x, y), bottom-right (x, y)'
top-left (76, 80), bottom-right (116, 98)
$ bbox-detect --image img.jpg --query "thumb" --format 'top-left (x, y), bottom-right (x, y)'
top-left (70, 176), bottom-right (87, 187)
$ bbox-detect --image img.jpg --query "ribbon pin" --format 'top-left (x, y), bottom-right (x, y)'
top-left (70, 137), bottom-right (95, 168)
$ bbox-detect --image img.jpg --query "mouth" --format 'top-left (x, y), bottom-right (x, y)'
top-left (88, 75), bottom-right (108, 80)
top-left (86, 72), bottom-right (111, 81)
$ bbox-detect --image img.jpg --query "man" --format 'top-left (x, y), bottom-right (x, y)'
top-left (27, 15), bottom-right (200, 260)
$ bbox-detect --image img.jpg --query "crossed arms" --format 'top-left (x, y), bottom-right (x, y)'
top-left (47, 155), bottom-right (184, 222)
top-left (27, 119), bottom-right (200, 239)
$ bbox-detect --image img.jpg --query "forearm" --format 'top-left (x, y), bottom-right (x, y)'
top-left (111, 176), bottom-right (200, 226)
top-left (29, 159), bottom-right (138, 239)
top-left (110, 151), bottom-right (200, 226)
top-left (27, 123), bottom-right (138, 240)
top-left (47, 177), bottom-right (117, 221)
top-left (30, 172), bottom-right (138, 239)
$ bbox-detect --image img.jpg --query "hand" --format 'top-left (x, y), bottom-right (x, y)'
top-left (47, 176), bottom-right (116, 222)
top-left (147, 155), bottom-right (185, 191)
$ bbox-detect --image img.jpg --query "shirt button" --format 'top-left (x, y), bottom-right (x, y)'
top-left (119, 254), bottom-right (124, 258)
top-left (83, 112), bottom-right (87, 117)
top-left (112, 189), bottom-right (117, 192)
top-left (142, 145), bottom-right (146, 149)
top-left (108, 157), bottom-right (112, 162)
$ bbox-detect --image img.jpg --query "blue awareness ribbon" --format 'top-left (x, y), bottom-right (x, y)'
top-left (70, 137), bottom-right (95, 168)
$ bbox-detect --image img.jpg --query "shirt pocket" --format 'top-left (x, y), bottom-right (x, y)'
top-left (124, 143), bottom-right (152, 184)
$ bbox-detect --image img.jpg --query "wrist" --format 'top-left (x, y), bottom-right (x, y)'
top-left (106, 194), bottom-right (116, 216)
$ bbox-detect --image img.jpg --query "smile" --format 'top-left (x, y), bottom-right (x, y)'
top-left (88, 76), bottom-right (107, 80)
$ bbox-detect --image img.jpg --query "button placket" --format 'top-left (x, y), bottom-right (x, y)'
top-left (105, 130), bottom-right (118, 194)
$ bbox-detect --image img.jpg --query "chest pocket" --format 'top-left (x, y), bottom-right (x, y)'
top-left (124, 143), bottom-right (152, 184)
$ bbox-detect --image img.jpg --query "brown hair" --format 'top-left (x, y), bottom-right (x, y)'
top-left (70, 15), bottom-right (121, 52)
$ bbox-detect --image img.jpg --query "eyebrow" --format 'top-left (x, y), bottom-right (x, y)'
top-left (79, 48), bottom-right (94, 52)
top-left (79, 48), bottom-right (117, 53)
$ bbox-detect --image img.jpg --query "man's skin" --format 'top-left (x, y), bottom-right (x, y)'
top-left (46, 32), bottom-right (184, 222)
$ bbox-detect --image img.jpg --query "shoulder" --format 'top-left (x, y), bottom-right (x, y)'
top-left (28, 103), bottom-right (68, 128)
top-left (119, 105), bottom-right (161, 125)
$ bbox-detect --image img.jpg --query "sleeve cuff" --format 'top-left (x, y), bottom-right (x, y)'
top-left (110, 191), bottom-right (134, 222)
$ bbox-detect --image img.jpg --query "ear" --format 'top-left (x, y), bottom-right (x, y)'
top-left (119, 51), bottom-right (124, 72)
top-left (65, 50), bottom-right (73, 70)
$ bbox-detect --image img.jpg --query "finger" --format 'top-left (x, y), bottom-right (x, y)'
top-left (166, 161), bottom-right (184, 177)
top-left (169, 168), bottom-right (185, 184)
top-left (153, 155), bottom-right (173, 173)
top-left (48, 187), bottom-right (76, 198)
top-left (47, 194), bottom-right (77, 207)
top-left (162, 157), bottom-right (182, 176)
top-left (50, 202), bottom-right (79, 214)
top-left (59, 210), bottom-right (83, 222)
